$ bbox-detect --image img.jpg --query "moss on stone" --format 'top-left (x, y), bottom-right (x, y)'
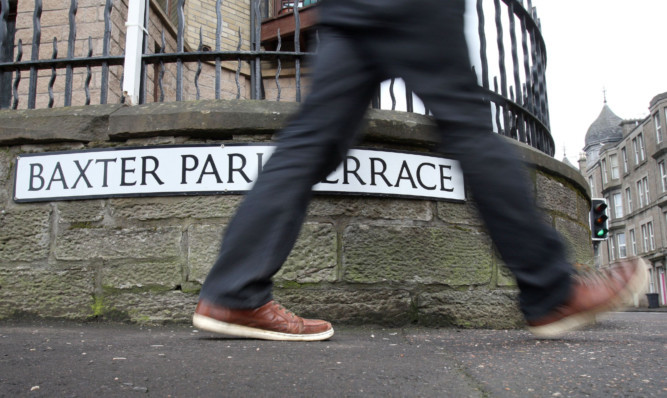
top-left (69, 221), bottom-right (97, 229)
top-left (91, 295), bottom-right (104, 317)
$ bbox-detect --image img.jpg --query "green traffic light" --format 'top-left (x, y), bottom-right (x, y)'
top-left (596, 229), bottom-right (607, 237)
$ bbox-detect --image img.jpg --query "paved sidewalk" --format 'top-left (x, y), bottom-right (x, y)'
top-left (1, 312), bottom-right (665, 397)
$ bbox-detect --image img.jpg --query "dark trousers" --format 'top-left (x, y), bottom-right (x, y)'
top-left (200, 0), bottom-right (572, 321)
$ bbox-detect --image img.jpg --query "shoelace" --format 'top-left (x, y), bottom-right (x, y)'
top-left (273, 302), bottom-right (297, 321)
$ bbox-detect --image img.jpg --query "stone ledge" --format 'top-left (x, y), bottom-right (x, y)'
top-left (0, 104), bottom-right (122, 145)
top-left (0, 101), bottom-right (589, 200)
top-left (107, 100), bottom-right (295, 140)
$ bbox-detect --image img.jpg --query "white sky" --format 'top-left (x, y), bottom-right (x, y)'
top-left (533, 0), bottom-right (667, 162)
top-left (379, 1), bottom-right (667, 164)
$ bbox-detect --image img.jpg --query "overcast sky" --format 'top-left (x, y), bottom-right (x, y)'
top-left (380, 1), bottom-right (667, 164)
top-left (532, 0), bottom-right (667, 162)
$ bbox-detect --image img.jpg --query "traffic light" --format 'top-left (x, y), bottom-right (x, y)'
top-left (590, 198), bottom-right (609, 241)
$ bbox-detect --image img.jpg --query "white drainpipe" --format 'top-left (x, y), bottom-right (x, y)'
top-left (122, 0), bottom-right (147, 105)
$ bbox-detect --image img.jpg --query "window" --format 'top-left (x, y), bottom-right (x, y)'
top-left (275, 0), bottom-right (320, 15)
top-left (601, 159), bottom-right (608, 184)
top-left (642, 224), bottom-right (649, 252)
top-left (630, 229), bottom-right (637, 256)
top-left (613, 193), bottom-right (623, 218)
top-left (643, 176), bottom-right (650, 205)
top-left (609, 234), bottom-right (616, 261)
top-left (626, 188), bottom-right (633, 214)
top-left (649, 268), bottom-right (656, 293)
top-left (589, 176), bottom-right (595, 194)
top-left (648, 221), bottom-right (655, 251)
top-left (638, 133), bottom-right (646, 162)
top-left (661, 161), bottom-right (667, 193)
top-left (610, 154), bottom-right (619, 179)
top-left (621, 147), bottom-right (628, 174)
top-left (655, 113), bottom-right (663, 144)
top-left (637, 181), bottom-right (644, 208)
top-left (617, 233), bottom-right (627, 258)
top-left (633, 138), bottom-right (639, 164)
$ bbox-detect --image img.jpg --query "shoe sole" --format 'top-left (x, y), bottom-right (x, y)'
top-left (528, 258), bottom-right (649, 338)
top-left (192, 313), bottom-right (334, 341)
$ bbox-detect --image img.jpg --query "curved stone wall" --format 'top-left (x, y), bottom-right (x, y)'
top-left (0, 100), bottom-right (592, 328)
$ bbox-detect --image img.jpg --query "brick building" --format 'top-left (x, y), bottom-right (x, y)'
top-left (0, 0), bottom-right (319, 108)
top-left (582, 92), bottom-right (667, 307)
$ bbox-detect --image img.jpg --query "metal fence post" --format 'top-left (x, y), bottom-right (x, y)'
top-left (122, 0), bottom-right (146, 105)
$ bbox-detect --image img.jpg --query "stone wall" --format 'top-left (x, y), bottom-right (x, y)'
top-left (0, 100), bottom-right (593, 328)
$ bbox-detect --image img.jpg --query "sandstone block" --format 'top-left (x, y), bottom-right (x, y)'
top-left (101, 259), bottom-right (183, 290)
top-left (187, 222), bottom-right (337, 284)
top-left (0, 149), bottom-right (11, 184)
top-left (0, 206), bottom-right (52, 262)
top-left (274, 288), bottom-right (413, 326)
top-left (186, 223), bottom-right (225, 283)
top-left (496, 261), bottom-right (518, 287)
top-left (99, 291), bottom-right (198, 323)
top-left (57, 200), bottom-right (106, 223)
top-left (417, 289), bottom-right (522, 328)
top-left (343, 224), bottom-right (493, 285)
top-left (554, 217), bottom-right (594, 265)
top-left (110, 196), bottom-right (241, 221)
top-left (275, 223), bottom-right (337, 283)
top-left (308, 196), bottom-right (432, 221)
top-left (536, 172), bottom-right (578, 220)
top-left (55, 226), bottom-right (182, 261)
top-left (577, 194), bottom-right (591, 225)
top-left (0, 265), bottom-right (95, 319)
top-left (436, 200), bottom-right (483, 226)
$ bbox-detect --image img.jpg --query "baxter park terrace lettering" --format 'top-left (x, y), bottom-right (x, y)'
top-left (14, 145), bottom-right (465, 202)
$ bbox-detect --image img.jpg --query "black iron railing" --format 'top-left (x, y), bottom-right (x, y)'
top-left (0, 0), bottom-right (553, 156)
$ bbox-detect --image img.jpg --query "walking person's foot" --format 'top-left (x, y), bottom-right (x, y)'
top-left (527, 258), bottom-right (649, 338)
top-left (193, 299), bottom-right (334, 341)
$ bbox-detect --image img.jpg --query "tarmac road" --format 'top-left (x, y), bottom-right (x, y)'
top-left (0, 312), bottom-right (665, 397)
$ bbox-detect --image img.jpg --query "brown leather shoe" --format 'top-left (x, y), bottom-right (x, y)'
top-left (192, 299), bottom-right (334, 341)
top-left (527, 258), bottom-right (649, 338)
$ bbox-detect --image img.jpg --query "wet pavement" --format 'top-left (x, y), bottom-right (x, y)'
top-left (0, 312), bottom-right (665, 397)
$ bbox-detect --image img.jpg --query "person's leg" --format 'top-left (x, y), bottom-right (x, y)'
top-left (367, 0), bottom-right (571, 321)
top-left (379, 0), bottom-right (647, 336)
top-left (199, 28), bottom-right (382, 310)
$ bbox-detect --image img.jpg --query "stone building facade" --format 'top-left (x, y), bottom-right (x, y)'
top-left (582, 92), bottom-right (667, 307)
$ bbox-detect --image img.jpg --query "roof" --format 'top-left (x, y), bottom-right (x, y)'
top-left (584, 104), bottom-right (623, 148)
top-left (561, 156), bottom-right (577, 170)
top-left (650, 92), bottom-right (667, 108)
